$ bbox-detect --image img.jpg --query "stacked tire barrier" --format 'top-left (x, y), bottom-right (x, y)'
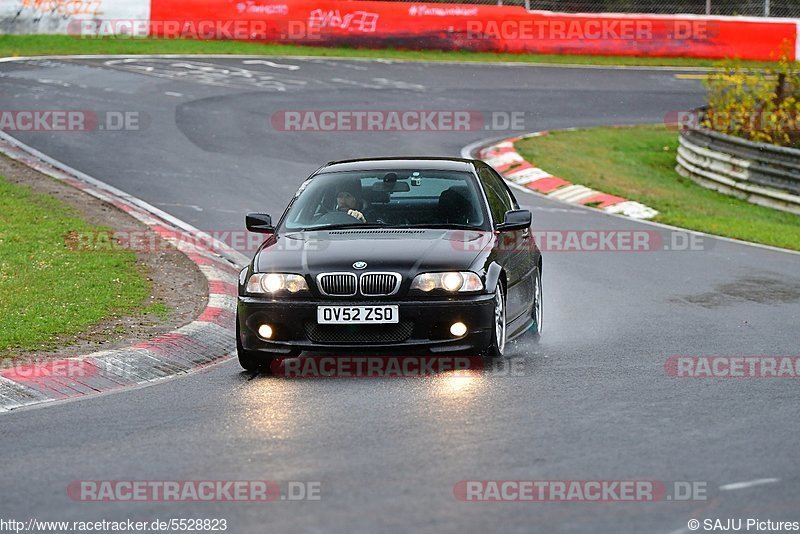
top-left (2, 0), bottom-right (799, 61)
top-left (677, 127), bottom-right (800, 215)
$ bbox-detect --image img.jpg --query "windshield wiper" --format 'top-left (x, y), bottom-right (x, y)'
top-left (400, 223), bottom-right (483, 230)
top-left (300, 223), bottom-right (388, 232)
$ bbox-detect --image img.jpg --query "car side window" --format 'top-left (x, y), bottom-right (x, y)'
top-left (479, 166), bottom-right (515, 224)
top-left (491, 168), bottom-right (520, 210)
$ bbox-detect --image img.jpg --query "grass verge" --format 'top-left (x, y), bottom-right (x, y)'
top-left (0, 35), bottom-right (776, 69)
top-left (514, 124), bottom-right (800, 251)
top-left (0, 175), bottom-right (152, 355)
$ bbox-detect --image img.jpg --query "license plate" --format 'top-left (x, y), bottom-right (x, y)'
top-left (317, 305), bottom-right (399, 324)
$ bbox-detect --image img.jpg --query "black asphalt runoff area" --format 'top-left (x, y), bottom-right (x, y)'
top-left (1, 56), bottom-right (799, 533)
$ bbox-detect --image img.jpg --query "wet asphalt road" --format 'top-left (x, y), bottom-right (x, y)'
top-left (0, 56), bottom-right (799, 533)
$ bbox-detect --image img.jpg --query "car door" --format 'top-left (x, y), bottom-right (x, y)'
top-left (478, 164), bottom-right (536, 325)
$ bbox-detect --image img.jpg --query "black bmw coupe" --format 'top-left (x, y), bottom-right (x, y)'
top-left (236, 157), bottom-right (542, 371)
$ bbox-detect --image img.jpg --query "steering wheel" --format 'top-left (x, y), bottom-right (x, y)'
top-left (313, 210), bottom-right (365, 225)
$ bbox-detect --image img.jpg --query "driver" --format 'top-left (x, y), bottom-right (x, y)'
top-left (336, 189), bottom-right (366, 223)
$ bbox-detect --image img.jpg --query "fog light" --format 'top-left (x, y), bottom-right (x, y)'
top-left (450, 322), bottom-right (467, 337)
top-left (257, 324), bottom-right (273, 339)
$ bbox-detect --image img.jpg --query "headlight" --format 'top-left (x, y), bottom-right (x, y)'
top-left (246, 273), bottom-right (309, 294)
top-left (410, 272), bottom-right (483, 293)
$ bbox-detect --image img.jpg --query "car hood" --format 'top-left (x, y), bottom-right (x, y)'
top-left (254, 228), bottom-right (491, 277)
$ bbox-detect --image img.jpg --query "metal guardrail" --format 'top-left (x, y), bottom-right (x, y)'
top-left (676, 127), bottom-right (800, 215)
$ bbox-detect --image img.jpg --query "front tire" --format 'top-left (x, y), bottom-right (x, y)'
top-left (481, 284), bottom-right (506, 361)
top-left (530, 268), bottom-right (543, 340)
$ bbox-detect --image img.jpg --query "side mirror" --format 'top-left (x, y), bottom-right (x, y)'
top-left (246, 213), bottom-right (274, 234)
top-left (496, 209), bottom-right (531, 232)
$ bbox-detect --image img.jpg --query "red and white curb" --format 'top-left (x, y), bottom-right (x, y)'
top-left (0, 132), bottom-right (249, 413)
top-left (477, 132), bottom-right (659, 220)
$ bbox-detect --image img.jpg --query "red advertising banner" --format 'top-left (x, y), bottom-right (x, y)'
top-left (147, 0), bottom-right (797, 61)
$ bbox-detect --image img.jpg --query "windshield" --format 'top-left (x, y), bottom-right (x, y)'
top-left (280, 169), bottom-right (487, 231)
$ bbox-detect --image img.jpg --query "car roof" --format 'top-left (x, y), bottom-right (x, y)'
top-left (317, 157), bottom-right (479, 174)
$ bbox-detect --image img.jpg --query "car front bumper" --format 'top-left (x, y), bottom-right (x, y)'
top-left (237, 294), bottom-right (495, 355)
